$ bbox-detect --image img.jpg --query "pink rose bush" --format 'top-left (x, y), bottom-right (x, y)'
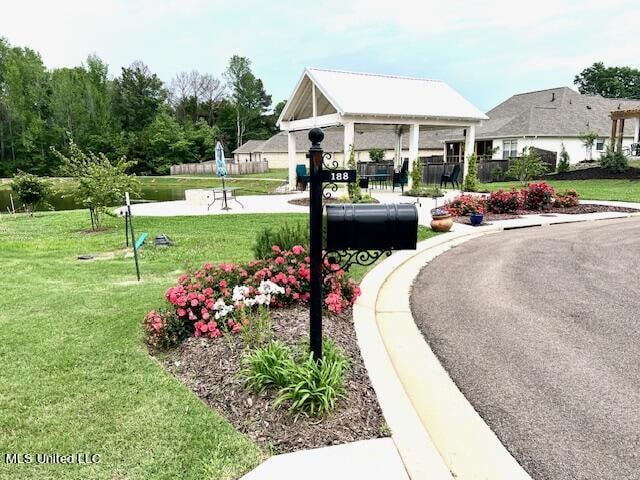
top-left (144, 245), bottom-right (361, 348)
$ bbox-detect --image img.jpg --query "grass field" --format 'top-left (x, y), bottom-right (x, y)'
top-left (0, 209), bottom-right (436, 479)
top-left (480, 179), bottom-right (640, 203)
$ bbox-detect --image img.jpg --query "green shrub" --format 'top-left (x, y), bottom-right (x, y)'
top-left (404, 185), bottom-right (443, 197)
top-left (368, 148), bottom-right (384, 162)
top-left (490, 166), bottom-right (503, 183)
top-left (462, 153), bottom-right (479, 191)
top-left (252, 221), bottom-right (308, 259)
top-left (599, 146), bottom-right (628, 173)
top-left (506, 147), bottom-right (548, 185)
top-left (274, 340), bottom-right (348, 418)
top-left (410, 158), bottom-right (423, 190)
top-left (143, 310), bottom-right (191, 350)
top-left (557, 144), bottom-right (571, 173)
top-left (347, 145), bottom-right (362, 202)
top-left (242, 341), bottom-right (292, 393)
top-left (10, 171), bottom-right (51, 216)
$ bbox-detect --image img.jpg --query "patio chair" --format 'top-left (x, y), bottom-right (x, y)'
top-left (296, 164), bottom-right (309, 191)
top-left (374, 165), bottom-right (390, 188)
top-left (393, 159), bottom-right (409, 193)
top-left (440, 163), bottom-right (461, 189)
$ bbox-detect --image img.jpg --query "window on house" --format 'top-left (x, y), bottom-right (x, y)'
top-left (502, 140), bottom-right (518, 159)
top-left (596, 138), bottom-right (605, 151)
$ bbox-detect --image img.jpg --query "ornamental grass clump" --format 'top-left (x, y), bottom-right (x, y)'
top-left (243, 339), bottom-right (349, 418)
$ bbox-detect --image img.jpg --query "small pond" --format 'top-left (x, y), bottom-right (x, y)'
top-left (0, 184), bottom-right (192, 213)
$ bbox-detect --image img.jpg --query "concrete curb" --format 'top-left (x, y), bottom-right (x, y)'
top-left (354, 211), bottom-right (639, 479)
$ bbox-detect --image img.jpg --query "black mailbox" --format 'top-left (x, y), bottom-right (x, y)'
top-left (325, 203), bottom-right (418, 251)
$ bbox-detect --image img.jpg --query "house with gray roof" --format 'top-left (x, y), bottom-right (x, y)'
top-left (441, 87), bottom-right (640, 164)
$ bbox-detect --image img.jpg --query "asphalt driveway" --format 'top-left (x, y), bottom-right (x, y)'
top-left (410, 217), bottom-right (640, 480)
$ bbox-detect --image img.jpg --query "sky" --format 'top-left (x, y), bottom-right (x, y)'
top-left (1, 0), bottom-right (639, 112)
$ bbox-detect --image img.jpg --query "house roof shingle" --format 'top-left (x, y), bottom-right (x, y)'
top-left (442, 87), bottom-right (640, 141)
top-left (231, 139), bottom-right (266, 154)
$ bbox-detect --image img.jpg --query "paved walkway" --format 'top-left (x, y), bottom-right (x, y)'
top-left (411, 217), bottom-right (640, 480)
top-left (241, 438), bottom-right (409, 480)
top-left (116, 189), bottom-right (459, 226)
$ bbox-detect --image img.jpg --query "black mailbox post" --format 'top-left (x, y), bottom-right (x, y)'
top-left (326, 203), bottom-right (418, 252)
top-left (306, 128), bottom-right (418, 360)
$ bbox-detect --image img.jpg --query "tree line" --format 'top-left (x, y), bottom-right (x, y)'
top-left (0, 37), bottom-right (286, 176)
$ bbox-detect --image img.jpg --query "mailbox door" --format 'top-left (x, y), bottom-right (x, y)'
top-left (325, 204), bottom-right (418, 251)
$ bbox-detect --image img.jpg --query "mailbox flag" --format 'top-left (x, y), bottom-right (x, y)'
top-left (215, 141), bottom-right (227, 177)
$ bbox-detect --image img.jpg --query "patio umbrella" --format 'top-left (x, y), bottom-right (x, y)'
top-left (215, 141), bottom-right (230, 210)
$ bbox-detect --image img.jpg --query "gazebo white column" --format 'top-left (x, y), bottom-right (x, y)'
top-left (634, 117), bottom-right (640, 144)
top-left (408, 123), bottom-right (420, 189)
top-left (343, 121), bottom-right (355, 165)
top-left (287, 131), bottom-right (297, 188)
top-left (463, 125), bottom-right (476, 181)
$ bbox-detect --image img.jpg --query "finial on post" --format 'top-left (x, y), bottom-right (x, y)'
top-left (309, 127), bottom-right (324, 146)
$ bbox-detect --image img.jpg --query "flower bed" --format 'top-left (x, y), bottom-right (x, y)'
top-left (144, 245), bottom-right (361, 348)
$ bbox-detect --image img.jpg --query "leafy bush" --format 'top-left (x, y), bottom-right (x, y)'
top-left (368, 148), bottom-right (384, 162)
top-left (274, 340), bottom-right (349, 418)
top-left (10, 171), bottom-right (51, 216)
top-left (443, 193), bottom-right (486, 216)
top-left (554, 189), bottom-right (579, 208)
top-left (404, 185), bottom-right (443, 197)
top-left (486, 189), bottom-right (521, 213)
top-left (557, 144), bottom-right (571, 173)
top-left (522, 182), bottom-right (555, 210)
top-left (506, 147), bottom-right (548, 185)
top-left (253, 221), bottom-right (308, 259)
top-left (490, 166), bottom-right (503, 183)
top-left (599, 146), bottom-right (628, 173)
top-left (143, 310), bottom-right (191, 350)
top-left (242, 341), bottom-right (292, 392)
top-left (410, 158), bottom-right (423, 190)
top-left (462, 153), bottom-right (479, 192)
top-left (51, 137), bottom-right (139, 230)
top-left (347, 145), bottom-right (362, 202)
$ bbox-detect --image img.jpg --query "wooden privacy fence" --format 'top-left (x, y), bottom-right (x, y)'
top-left (170, 160), bottom-right (269, 176)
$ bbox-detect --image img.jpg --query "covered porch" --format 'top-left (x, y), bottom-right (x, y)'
top-left (277, 68), bottom-right (487, 189)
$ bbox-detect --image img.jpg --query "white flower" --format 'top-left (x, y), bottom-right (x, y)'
top-left (232, 285), bottom-right (250, 302)
top-left (258, 280), bottom-right (285, 296)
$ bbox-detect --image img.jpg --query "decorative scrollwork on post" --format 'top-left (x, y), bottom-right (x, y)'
top-left (323, 249), bottom-right (392, 272)
top-left (322, 152), bottom-right (338, 170)
top-left (322, 183), bottom-right (338, 199)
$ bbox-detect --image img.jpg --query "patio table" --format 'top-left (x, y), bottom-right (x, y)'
top-left (207, 187), bottom-right (244, 210)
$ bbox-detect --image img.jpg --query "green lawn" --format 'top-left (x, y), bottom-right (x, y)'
top-left (0, 211), bottom-right (308, 479)
top-left (480, 179), bottom-right (640, 203)
top-left (0, 209), bottom-right (436, 479)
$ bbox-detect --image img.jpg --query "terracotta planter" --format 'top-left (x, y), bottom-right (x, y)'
top-left (430, 214), bottom-right (453, 232)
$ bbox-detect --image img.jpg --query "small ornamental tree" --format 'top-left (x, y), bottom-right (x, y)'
top-left (10, 171), bottom-right (51, 216)
top-left (368, 148), bottom-right (384, 162)
top-left (462, 153), bottom-right (479, 192)
top-left (51, 138), bottom-right (139, 230)
top-left (506, 147), bottom-right (548, 186)
top-left (557, 143), bottom-right (571, 173)
top-left (410, 157), bottom-right (423, 190)
top-left (346, 144), bottom-right (362, 202)
top-left (579, 131), bottom-right (598, 161)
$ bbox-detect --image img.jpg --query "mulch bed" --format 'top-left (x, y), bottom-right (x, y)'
top-left (288, 197), bottom-right (380, 207)
top-left (453, 203), bottom-right (638, 224)
top-left (541, 167), bottom-right (640, 181)
top-left (159, 305), bottom-right (387, 454)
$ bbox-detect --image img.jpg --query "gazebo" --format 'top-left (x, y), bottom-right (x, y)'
top-left (277, 68), bottom-right (488, 188)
